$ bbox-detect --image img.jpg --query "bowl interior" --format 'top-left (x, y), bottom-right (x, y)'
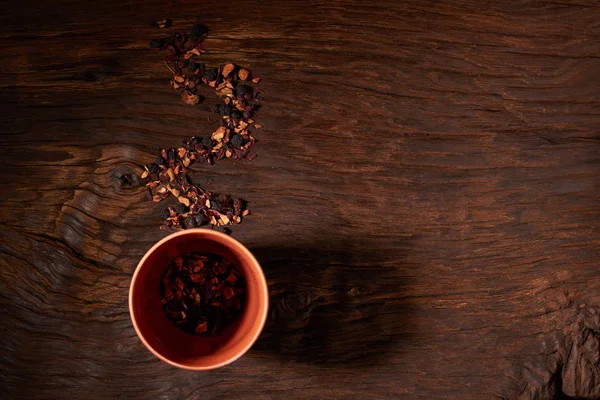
top-left (130, 230), bottom-right (267, 369)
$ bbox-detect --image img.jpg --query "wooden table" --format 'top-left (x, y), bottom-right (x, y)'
top-left (2, 1), bottom-right (599, 399)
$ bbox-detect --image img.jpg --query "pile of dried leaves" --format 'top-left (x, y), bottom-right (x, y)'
top-left (141, 147), bottom-right (249, 229)
top-left (160, 251), bottom-right (245, 336)
top-left (143, 22), bottom-right (264, 230)
top-left (149, 22), bottom-right (262, 118)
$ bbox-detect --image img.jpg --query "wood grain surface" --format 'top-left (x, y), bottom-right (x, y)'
top-left (1, 0), bottom-right (599, 399)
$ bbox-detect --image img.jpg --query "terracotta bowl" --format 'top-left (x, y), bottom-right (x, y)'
top-left (129, 229), bottom-right (268, 370)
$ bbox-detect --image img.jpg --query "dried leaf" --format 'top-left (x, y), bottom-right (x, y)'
top-left (233, 199), bottom-right (242, 215)
top-left (211, 126), bottom-right (227, 141)
top-left (168, 185), bottom-right (181, 197)
top-left (166, 168), bottom-right (175, 181)
top-left (226, 272), bottom-right (237, 284)
top-left (152, 195), bottom-right (163, 202)
top-left (233, 216), bottom-right (241, 224)
top-left (141, 170), bottom-right (149, 179)
top-left (254, 123), bottom-right (263, 129)
top-left (238, 68), bottom-right (250, 81)
top-left (225, 150), bottom-right (232, 158)
top-left (181, 90), bottom-right (200, 105)
top-left (216, 87), bottom-right (233, 96)
top-left (183, 157), bottom-right (191, 167)
top-left (152, 19), bottom-right (172, 29)
top-left (251, 76), bottom-right (261, 83)
top-left (185, 78), bottom-right (198, 89)
top-left (219, 215), bottom-right (230, 225)
top-left (174, 74), bottom-right (185, 83)
top-left (178, 196), bottom-right (191, 207)
top-left (195, 322), bottom-right (208, 334)
top-left (178, 148), bottom-right (187, 158)
top-left (242, 209), bottom-right (250, 216)
top-left (187, 48), bottom-right (201, 57)
top-left (221, 63), bottom-right (235, 77)
top-left (223, 287), bottom-right (235, 300)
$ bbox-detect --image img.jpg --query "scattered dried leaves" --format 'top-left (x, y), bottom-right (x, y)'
top-left (141, 146), bottom-right (249, 230)
top-left (143, 22), bottom-right (266, 230)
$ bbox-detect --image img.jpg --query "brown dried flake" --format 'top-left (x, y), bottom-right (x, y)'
top-left (221, 63), bottom-right (235, 77)
top-left (166, 168), bottom-right (176, 181)
top-left (177, 196), bottom-right (191, 207)
top-left (181, 90), bottom-right (200, 105)
top-left (168, 186), bottom-right (180, 197)
top-left (238, 68), bottom-right (250, 81)
top-left (211, 126), bottom-right (227, 141)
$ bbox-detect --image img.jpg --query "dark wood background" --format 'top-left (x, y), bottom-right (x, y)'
top-left (1, 0), bottom-right (599, 399)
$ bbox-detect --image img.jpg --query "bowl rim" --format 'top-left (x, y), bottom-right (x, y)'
top-left (128, 228), bottom-right (269, 370)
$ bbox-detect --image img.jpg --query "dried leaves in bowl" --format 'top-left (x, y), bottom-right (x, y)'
top-left (160, 251), bottom-right (246, 336)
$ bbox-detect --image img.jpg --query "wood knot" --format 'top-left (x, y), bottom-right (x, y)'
top-left (507, 306), bottom-right (600, 400)
top-left (112, 167), bottom-right (141, 191)
top-left (77, 59), bottom-right (120, 83)
top-left (118, 173), bottom-right (136, 186)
